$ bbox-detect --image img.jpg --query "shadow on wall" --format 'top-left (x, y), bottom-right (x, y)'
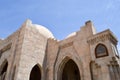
top-left (0, 60), bottom-right (8, 80)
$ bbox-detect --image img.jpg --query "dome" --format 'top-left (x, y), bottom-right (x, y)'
top-left (66, 32), bottom-right (76, 38)
top-left (31, 24), bottom-right (54, 38)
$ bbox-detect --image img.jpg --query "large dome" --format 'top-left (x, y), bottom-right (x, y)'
top-left (31, 24), bottom-right (54, 38)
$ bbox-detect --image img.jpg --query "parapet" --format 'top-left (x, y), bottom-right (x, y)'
top-left (85, 20), bottom-right (93, 26)
top-left (84, 20), bottom-right (97, 35)
top-left (87, 29), bottom-right (118, 45)
top-left (65, 20), bottom-right (97, 40)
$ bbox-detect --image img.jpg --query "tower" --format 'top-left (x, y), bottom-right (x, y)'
top-left (88, 28), bottom-right (120, 80)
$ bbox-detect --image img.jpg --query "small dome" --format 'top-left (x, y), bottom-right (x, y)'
top-left (31, 24), bottom-right (54, 38)
top-left (66, 32), bottom-right (76, 38)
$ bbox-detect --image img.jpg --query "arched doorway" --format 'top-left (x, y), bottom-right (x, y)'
top-left (30, 64), bottom-right (41, 80)
top-left (61, 59), bottom-right (80, 80)
top-left (0, 61), bottom-right (8, 80)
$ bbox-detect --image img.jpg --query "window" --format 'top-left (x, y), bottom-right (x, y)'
top-left (95, 44), bottom-right (108, 58)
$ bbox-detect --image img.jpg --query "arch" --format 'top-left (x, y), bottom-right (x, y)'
top-left (90, 61), bottom-right (95, 80)
top-left (58, 57), bottom-right (81, 80)
top-left (90, 61), bottom-right (102, 80)
top-left (95, 43), bottom-right (108, 58)
top-left (0, 60), bottom-right (8, 80)
top-left (29, 64), bottom-right (41, 80)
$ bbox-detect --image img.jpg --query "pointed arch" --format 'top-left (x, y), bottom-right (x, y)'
top-left (95, 43), bottom-right (108, 58)
top-left (0, 60), bottom-right (8, 80)
top-left (90, 61), bottom-right (102, 80)
top-left (58, 56), bottom-right (81, 80)
top-left (29, 64), bottom-right (41, 80)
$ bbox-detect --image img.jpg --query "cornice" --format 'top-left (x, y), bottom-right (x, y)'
top-left (87, 29), bottom-right (118, 45)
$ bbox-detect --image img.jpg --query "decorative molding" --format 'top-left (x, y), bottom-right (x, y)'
top-left (87, 34), bottom-right (109, 45)
top-left (60, 42), bottom-right (73, 49)
top-left (109, 57), bottom-right (119, 66)
top-left (87, 30), bottom-right (118, 45)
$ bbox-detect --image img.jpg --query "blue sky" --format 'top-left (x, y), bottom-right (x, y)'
top-left (0, 0), bottom-right (120, 51)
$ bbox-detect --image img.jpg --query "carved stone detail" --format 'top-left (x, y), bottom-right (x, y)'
top-left (87, 30), bottom-right (118, 45)
top-left (108, 57), bottom-right (120, 80)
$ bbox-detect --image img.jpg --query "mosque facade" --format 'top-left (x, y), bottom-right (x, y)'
top-left (0, 20), bottom-right (120, 80)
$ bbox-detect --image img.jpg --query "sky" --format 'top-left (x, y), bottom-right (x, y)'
top-left (0, 0), bottom-right (120, 51)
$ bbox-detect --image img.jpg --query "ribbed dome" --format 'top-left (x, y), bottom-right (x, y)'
top-left (31, 24), bottom-right (54, 38)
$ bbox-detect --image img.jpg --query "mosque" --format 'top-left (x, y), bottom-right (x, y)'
top-left (0, 20), bottom-right (120, 80)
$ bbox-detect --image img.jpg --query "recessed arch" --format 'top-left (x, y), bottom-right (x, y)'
top-left (0, 60), bottom-right (8, 80)
top-left (29, 64), bottom-right (41, 80)
top-left (90, 61), bottom-right (102, 80)
top-left (58, 57), bottom-right (81, 80)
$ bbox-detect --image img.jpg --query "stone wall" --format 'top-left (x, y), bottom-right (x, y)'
top-left (0, 20), bottom-right (120, 80)
top-left (15, 21), bottom-right (49, 80)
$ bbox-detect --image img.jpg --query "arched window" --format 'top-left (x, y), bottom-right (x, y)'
top-left (95, 44), bottom-right (108, 58)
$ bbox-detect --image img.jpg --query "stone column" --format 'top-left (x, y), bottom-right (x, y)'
top-left (113, 65), bottom-right (119, 80)
top-left (108, 65), bottom-right (115, 80)
top-left (116, 65), bottom-right (120, 79)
